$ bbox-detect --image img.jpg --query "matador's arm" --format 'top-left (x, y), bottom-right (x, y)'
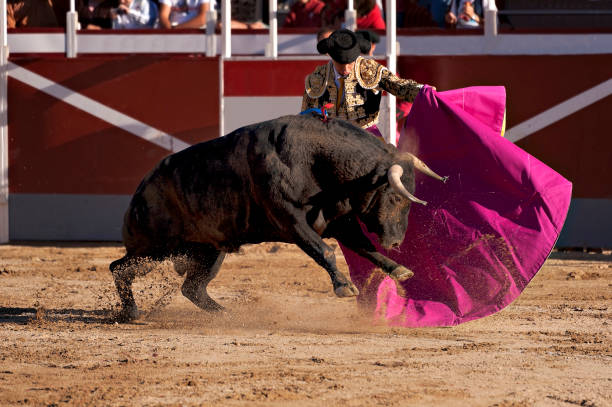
top-left (356, 57), bottom-right (424, 103)
top-left (378, 69), bottom-right (423, 102)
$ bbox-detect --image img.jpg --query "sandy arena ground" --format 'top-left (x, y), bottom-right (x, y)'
top-left (0, 241), bottom-right (610, 406)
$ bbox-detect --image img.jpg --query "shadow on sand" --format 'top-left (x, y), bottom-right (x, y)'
top-left (3, 241), bottom-right (123, 249)
top-left (0, 307), bottom-right (135, 325)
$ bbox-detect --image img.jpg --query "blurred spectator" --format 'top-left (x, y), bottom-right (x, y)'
top-left (230, 0), bottom-right (267, 29)
top-left (78, 0), bottom-right (119, 29)
top-left (7, 0), bottom-right (59, 28)
top-left (445, 0), bottom-right (488, 28)
top-left (229, 20), bottom-right (267, 29)
top-left (283, 0), bottom-right (326, 28)
top-left (111, 0), bottom-right (158, 28)
top-left (158, 0), bottom-right (213, 28)
top-left (355, 29), bottom-right (378, 55)
top-left (399, 0), bottom-right (450, 28)
top-left (36, 0), bottom-right (117, 29)
top-left (232, 0), bottom-right (258, 23)
top-left (320, 0), bottom-right (343, 28)
top-left (323, 0), bottom-right (385, 30)
top-left (355, 0), bottom-right (384, 29)
top-left (398, 0), bottom-right (437, 28)
top-left (424, 0), bottom-right (452, 27)
top-left (317, 26), bottom-right (334, 41)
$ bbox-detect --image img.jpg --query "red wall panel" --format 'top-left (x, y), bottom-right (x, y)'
top-left (14, 56), bottom-right (220, 144)
top-left (223, 59), bottom-right (386, 96)
top-left (8, 55), bottom-right (221, 194)
top-left (224, 60), bottom-right (325, 96)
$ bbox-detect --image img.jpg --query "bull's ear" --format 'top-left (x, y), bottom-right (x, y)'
top-left (370, 164), bottom-right (389, 187)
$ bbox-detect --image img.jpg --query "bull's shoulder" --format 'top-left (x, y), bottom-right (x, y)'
top-left (305, 63), bottom-right (331, 99)
top-left (355, 57), bottom-right (385, 90)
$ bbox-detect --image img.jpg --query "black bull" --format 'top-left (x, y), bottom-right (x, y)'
top-left (110, 114), bottom-right (446, 320)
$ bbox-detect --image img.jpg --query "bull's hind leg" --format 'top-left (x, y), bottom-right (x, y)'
top-left (176, 246), bottom-right (227, 312)
top-left (110, 256), bottom-right (140, 321)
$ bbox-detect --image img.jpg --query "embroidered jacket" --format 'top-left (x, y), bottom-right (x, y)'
top-left (301, 56), bottom-right (423, 128)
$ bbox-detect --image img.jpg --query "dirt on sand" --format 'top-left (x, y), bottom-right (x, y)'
top-left (0, 241), bottom-right (610, 406)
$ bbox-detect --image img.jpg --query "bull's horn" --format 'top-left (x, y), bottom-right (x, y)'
top-left (400, 152), bottom-right (448, 183)
top-left (388, 164), bottom-right (428, 206)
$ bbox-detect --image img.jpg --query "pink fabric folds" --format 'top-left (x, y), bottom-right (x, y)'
top-left (341, 86), bottom-right (572, 327)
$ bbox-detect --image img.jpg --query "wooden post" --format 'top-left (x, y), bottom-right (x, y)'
top-left (266, 0), bottom-right (278, 58)
top-left (344, 0), bottom-right (356, 31)
top-left (0, 0), bottom-right (8, 242)
top-left (385, 0), bottom-right (397, 146)
top-left (206, 9), bottom-right (217, 57)
top-left (222, 0), bottom-right (231, 58)
top-left (66, 0), bottom-right (78, 58)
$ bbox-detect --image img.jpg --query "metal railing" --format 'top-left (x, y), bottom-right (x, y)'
top-left (498, 9), bottom-right (612, 16)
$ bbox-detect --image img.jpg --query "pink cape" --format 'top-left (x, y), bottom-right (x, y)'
top-left (341, 86), bottom-right (572, 327)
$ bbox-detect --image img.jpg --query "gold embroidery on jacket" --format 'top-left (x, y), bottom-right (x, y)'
top-left (304, 63), bottom-right (330, 99)
top-left (327, 65), bottom-right (339, 117)
top-left (345, 80), bottom-right (356, 93)
top-left (301, 90), bottom-right (315, 111)
top-left (346, 93), bottom-right (365, 106)
top-left (355, 57), bottom-right (385, 90)
top-left (357, 116), bottom-right (378, 129)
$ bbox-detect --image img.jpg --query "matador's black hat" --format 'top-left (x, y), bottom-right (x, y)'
top-left (316, 29), bottom-right (360, 64)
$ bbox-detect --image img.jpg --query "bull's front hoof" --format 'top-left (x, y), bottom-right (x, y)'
top-left (334, 283), bottom-right (359, 298)
top-left (390, 266), bottom-right (414, 282)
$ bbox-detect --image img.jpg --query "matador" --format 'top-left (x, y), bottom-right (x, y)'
top-left (301, 29), bottom-right (432, 138)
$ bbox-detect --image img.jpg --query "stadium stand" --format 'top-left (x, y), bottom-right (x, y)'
top-left (497, 0), bottom-right (612, 30)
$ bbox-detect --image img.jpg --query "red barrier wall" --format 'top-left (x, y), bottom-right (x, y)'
top-left (5, 50), bottom-right (611, 243)
top-left (8, 55), bottom-right (220, 195)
